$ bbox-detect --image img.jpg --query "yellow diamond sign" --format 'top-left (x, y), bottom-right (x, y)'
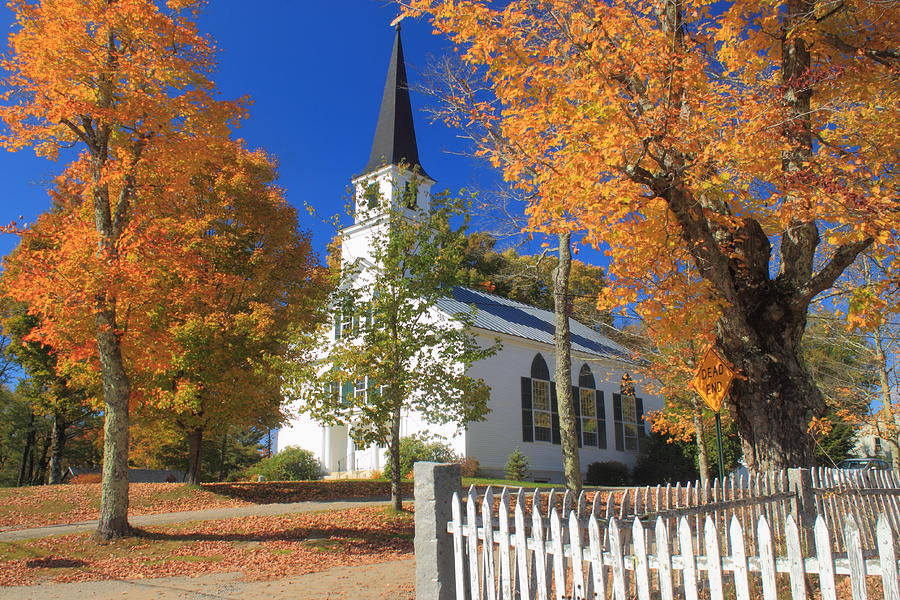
top-left (691, 347), bottom-right (734, 413)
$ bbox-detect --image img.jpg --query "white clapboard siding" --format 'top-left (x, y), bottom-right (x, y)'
top-left (447, 483), bottom-right (900, 600)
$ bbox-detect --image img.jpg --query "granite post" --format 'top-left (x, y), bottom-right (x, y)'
top-left (414, 461), bottom-right (461, 600)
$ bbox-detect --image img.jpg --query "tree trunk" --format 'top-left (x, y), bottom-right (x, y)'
top-left (719, 318), bottom-right (823, 470)
top-left (693, 413), bottom-right (710, 484)
top-left (95, 307), bottom-right (133, 541)
top-left (47, 413), bottom-right (67, 485)
top-left (32, 428), bottom-right (51, 485)
top-left (185, 427), bottom-right (203, 485)
top-left (389, 401), bottom-right (403, 511)
top-left (874, 330), bottom-right (900, 468)
top-left (554, 231), bottom-right (581, 495)
top-left (17, 410), bottom-right (36, 487)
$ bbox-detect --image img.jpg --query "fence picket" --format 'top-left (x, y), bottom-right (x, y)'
top-left (588, 515), bottom-right (606, 600)
top-left (785, 514), bottom-right (807, 600)
top-left (467, 486), bottom-right (481, 600)
top-left (514, 492), bottom-right (529, 600)
top-left (757, 515), bottom-right (777, 600)
top-left (633, 517), bottom-right (650, 600)
top-left (678, 516), bottom-right (699, 600)
top-left (498, 488), bottom-right (512, 600)
top-left (532, 494), bottom-right (549, 600)
top-left (729, 516), bottom-right (751, 600)
top-left (451, 492), bottom-right (466, 600)
top-left (845, 515), bottom-right (868, 600)
top-left (569, 511), bottom-right (586, 600)
top-left (876, 514), bottom-right (899, 600)
top-left (655, 517), bottom-right (674, 600)
top-left (549, 509), bottom-right (565, 600)
top-left (482, 487), bottom-right (497, 600)
top-left (608, 518), bottom-right (627, 600)
top-left (704, 516), bottom-right (724, 600)
top-left (814, 515), bottom-right (837, 600)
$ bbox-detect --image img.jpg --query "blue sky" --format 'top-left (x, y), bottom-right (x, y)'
top-left (0, 1), bottom-right (507, 262)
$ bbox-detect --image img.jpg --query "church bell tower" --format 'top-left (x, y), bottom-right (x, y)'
top-left (340, 25), bottom-right (434, 267)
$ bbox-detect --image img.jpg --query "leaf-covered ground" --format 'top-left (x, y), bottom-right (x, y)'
top-left (0, 483), bottom-right (251, 530)
top-left (0, 506), bottom-right (413, 587)
top-left (0, 481), bottom-right (415, 530)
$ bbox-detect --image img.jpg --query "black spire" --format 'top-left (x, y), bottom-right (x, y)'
top-left (361, 25), bottom-right (429, 178)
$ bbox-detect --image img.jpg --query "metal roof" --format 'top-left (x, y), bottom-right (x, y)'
top-left (437, 287), bottom-right (631, 361)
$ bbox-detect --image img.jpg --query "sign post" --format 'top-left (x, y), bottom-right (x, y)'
top-left (691, 346), bottom-right (735, 482)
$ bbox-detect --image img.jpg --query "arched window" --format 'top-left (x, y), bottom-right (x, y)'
top-left (613, 373), bottom-right (644, 452)
top-left (522, 354), bottom-right (559, 444)
top-left (575, 364), bottom-right (606, 448)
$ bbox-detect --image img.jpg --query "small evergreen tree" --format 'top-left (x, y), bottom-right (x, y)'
top-left (505, 447), bottom-right (529, 481)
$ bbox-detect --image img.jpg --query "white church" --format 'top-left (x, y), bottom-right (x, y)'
top-left (276, 26), bottom-right (662, 483)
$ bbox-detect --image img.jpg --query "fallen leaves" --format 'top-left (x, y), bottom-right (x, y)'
top-left (0, 506), bottom-right (414, 587)
top-left (0, 483), bottom-right (251, 530)
top-left (0, 480), bottom-right (415, 531)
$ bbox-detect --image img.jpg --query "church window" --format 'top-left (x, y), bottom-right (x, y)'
top-left (533, 380), bottom-right (552, 442)
top-left (575, 364), bottom-right (606, 448)
top-left (521, 354), bottom-right (560, 444)
top-left (613, 373), bottom-right (643, 453)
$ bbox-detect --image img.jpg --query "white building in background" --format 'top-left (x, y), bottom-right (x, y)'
top-left (277, 26), bottom-right (663, 483)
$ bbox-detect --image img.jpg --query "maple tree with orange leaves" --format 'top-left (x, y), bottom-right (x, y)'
top-left (403, 0), bottom-right (898, 470)
top-left (0, 0), bottom-right (305, 540)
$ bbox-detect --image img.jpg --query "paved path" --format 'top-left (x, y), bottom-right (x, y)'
top-left (0, 498), bottom-right (401, 542)
top-left (0, 558), bottom-right (416, 600)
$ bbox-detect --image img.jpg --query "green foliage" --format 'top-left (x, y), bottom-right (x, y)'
top-left (242, 446), bottom-right (322, 482)
top-left (585, 461), bottom-right (629, 486)
top-left (631, 431), bottom-right (698, 485)
top-left (504, 447), bottom-right (529, 481)
top-left (813, 412), bottom-right (857, 467)
top-left (457, 232), bottom-right (611, 329)
top-left (285, 183), bottom-right (500, 506)
top-left (383, 434), bottom-right (457, 480)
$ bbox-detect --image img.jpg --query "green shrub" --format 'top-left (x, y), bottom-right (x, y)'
top-left (243, 446), bottom-right (322, 481)
top-left (585, 460), bottom-right (629, 486)
top-left (383, 434), bottom-right (457, 480)
top-left (631, 432), bottom-right (698, 485)
top-left (504, 448), bottom-right (529, 481)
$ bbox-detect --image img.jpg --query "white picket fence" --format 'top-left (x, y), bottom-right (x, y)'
top-left (447, 480), bottom-right (900, 600)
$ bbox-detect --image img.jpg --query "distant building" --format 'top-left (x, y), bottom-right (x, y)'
top-left (277, 27), bottom-right (663, 483)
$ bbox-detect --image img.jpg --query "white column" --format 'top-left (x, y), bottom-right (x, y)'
top-left (322, 426), bottom-right (332, 472)
top-left (346, 429), bottom-right (356, 472)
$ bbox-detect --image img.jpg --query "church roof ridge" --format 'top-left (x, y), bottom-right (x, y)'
top-left (360, 25), bottom-right (429, 179)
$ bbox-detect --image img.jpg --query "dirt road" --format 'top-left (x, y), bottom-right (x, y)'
top-left (0, 558), bottom-right (416, 600)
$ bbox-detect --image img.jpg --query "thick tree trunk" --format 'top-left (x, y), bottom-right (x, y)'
top-left (719, 313), bottom-right (823, 470)
top-left (554, 232), bottom-right (581, 495)
top-left (17, 411), bottom-right (36, 487)
top-left (389, 402), bottom-right (403, 511)
top-left (48, 413), bottom-right (67, 485)
top-left (186, 427), bottom-right (203, 485)
top-left (95, 307), bottom-right (133, 541)
top-left (693, 413), bottom-right (710, 484)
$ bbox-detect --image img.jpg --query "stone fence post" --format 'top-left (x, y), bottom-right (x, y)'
top-left (414, 461), bottom-right (462, 600)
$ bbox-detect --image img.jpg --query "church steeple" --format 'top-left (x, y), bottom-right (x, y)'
top-left (361, 25), bottom-right (429, 179)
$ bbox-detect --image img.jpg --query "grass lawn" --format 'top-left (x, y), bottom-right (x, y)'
top-left (463, 477), bottom-right (561, 489)
top-left (0, 506), bottom-right (412, 587)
